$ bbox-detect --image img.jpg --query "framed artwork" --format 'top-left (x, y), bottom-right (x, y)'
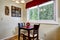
top-left (11, 6), bottom-right (21, 17)
top-left (5, 6), bottom-right (9, 15)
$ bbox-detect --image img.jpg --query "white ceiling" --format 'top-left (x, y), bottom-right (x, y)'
top-left (25, 0), bottom-right (33, 3)
top-left (12, 0), bottom-right (33, 3)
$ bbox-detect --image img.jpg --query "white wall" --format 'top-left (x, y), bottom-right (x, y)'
top-left (0, 0), bottom-right (24, 39)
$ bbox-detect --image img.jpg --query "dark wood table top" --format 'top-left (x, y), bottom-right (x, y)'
top-left (19, 27), bottom-right (34, 30)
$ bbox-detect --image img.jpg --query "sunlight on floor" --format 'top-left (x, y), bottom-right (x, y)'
top-left (5, 35), bottom-right (23, 40)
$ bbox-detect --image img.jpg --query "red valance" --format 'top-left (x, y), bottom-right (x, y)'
top-left (26, 0), bottom-right (51, 9)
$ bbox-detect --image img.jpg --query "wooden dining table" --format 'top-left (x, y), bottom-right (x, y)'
top-left (18, 26), bottom-right (34, 40)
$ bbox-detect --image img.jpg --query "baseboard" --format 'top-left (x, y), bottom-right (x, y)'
top-left (1, 34), bottom-right (18, 40)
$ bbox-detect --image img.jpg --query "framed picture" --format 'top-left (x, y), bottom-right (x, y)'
top-left (5, 6), bottom-right (9, 15)
top-left (11, 6), bottom-right (21, 17)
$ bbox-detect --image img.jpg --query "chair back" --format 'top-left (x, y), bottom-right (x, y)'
top-left (33, 24), bottom-right (40, 34)
top-left (18, 23), bottom-right (20, 27)
top-left (34, 24), bottom-right (40, 30)
top-left (18, 23), bottom-right (24, 28)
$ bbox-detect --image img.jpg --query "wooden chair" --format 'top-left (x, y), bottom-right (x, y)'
top-left (23, 24), bottom-right (40, 40)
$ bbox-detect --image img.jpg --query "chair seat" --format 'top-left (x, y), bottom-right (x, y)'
top-left (21, 29), bottom-right (27, 33)
top-left (23, 33), bottom-right (37, 37)
top-left (21, 30), bottom-right (37, 37)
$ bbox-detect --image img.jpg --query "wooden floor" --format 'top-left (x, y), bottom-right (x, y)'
top-left (5, 35), bottom-right (23, 40)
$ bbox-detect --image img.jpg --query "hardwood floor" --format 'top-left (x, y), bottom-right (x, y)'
top-left (5, 35), bottom-right (23, 40)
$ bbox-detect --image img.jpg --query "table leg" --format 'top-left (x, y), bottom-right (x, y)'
top-left (28, 30), bottom-right (30, 40)
top-left (18, 28), bottom-right (20, 40)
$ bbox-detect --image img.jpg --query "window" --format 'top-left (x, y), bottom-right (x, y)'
top-left (27, 1), bottom-right (58, 24)
top-left (39, 2), bottom-right (54, 20)
top-left (29, 6), bottom-right (38, 20)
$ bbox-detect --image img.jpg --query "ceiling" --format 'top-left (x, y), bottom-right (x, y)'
top-left (24, 0), bottom-right (33, 3)
top-left (12, 0), bottom-right (33, 3)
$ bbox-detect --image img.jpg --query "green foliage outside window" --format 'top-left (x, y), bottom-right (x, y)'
top-left (29, 2), bottom-right (54, 20)
top-left (39, 3), bottom-right (54, 20)
top-left (29, 8), bottom-right (38, 20)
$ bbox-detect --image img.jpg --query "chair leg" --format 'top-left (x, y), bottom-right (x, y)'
top-left (30, 38), bottom-right (31, 40)
top-left (23, 35), bottom-right (27, 40)
top-left (33, 38), bottom-right (34, 40)
top-left (37, 37), bottom-right (38, 40)
top-left (23, 34), bottom-right (25, 40)
top-left (37, 31), bottom-right (39, 40)
top-left (36, 34), bottom-right (39, 40)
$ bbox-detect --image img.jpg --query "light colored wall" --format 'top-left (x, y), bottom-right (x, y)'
top-left (0, 0), bottom-right (25, 39)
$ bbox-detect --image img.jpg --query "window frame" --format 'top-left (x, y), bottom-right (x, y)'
top-left (27, 1), bottom-right (58, 24)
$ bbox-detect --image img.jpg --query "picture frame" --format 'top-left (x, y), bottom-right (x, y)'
top-left (5, 6), bottom-right (9, 15)
top-left (11, 6), bottom-right (21, 17)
